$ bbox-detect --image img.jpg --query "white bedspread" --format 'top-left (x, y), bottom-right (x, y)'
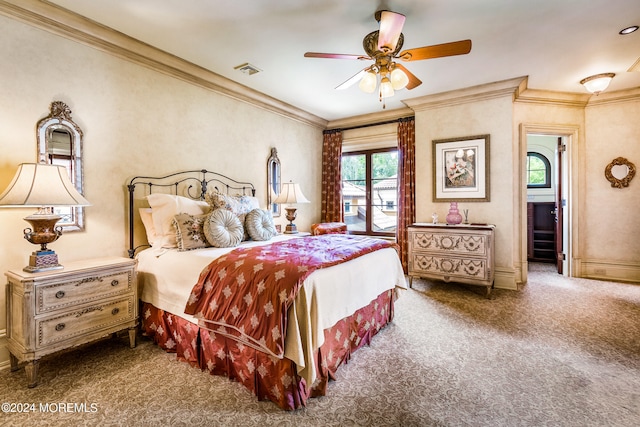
top-left (136, 234), bottom-right (407, 384)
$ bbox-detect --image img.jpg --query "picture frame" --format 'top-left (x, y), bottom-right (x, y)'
top-left (432, 134), bottom-right (490, 202)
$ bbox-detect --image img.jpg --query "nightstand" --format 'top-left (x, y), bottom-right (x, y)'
top-left (5, 256), bottom-right (138, 387)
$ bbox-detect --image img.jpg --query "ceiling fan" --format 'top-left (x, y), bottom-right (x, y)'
top-left (304, 10), bottom-right (472, 107)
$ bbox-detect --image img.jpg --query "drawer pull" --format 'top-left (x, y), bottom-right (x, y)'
top-left (76, 277), bottom-right (102, 286)
top-left (55, 290), bottom-right (65, 299)
top-left (55, 323), bottom-right (65, 331)
top-left (111, 308), bottom-right (120, 315)
top-left (111, 280), bottom-right (119, 287)
top-left (75, 306), bottom-right (103, 317)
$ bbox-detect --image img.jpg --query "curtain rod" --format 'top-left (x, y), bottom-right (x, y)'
top-left (323, 116), bottom-right (414, 134)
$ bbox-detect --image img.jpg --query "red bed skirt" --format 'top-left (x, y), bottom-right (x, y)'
top-left (140, 289), bottom-right (395, 410)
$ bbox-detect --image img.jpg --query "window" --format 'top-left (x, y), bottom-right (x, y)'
top-left (341, 148), bottom-right (398, 236)
top-left (526, 152), bottom-right (551, 188)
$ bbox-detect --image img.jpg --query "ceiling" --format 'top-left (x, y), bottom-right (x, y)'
top-left (46, 0), bottom-right (640, 122)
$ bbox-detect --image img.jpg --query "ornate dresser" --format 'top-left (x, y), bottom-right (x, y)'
top-left (5, 257), bottom-right (137, 387)
top-left (408, 223), bottom-right (495, 297)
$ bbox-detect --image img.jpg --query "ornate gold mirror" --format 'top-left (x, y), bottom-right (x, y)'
top-left (36, 101), bottom-right (85, 230)
top-left (267, 147), bottom-right (281, 217)
top-left (604, 157), bottom-right (635, 189)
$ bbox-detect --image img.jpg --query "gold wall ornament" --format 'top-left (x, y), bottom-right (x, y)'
top-left (604, 157), bottom-right (636, 188)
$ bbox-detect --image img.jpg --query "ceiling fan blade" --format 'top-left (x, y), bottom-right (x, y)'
top-left (394, 63), bottom-right (422, 90)
top-left (335, 67), bottom-right (370, 90)
top-left (304, 52), bottom-right (368, 60)
top-left (398, 39), bottom-right (472, 61)
top-left (377, 10), bottom-right (406, 53)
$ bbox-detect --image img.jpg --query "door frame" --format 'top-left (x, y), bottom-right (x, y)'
top-left (519, 124), bottom-right (580, 283)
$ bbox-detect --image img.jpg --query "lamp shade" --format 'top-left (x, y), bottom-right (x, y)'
top-left (379, 76), bottom-right (395, 98)
top-left (0, 163), bottom-right (90, 207)
top-left (390, 67), bottom-right (409, 90)
top-left (273, 181), bottom-right (310, 204)
top-left (359, 71), bottom-right (378, 93)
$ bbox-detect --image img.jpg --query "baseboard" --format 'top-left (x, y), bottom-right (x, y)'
top-left (0, 329), bottom-right (9, 371)
top-left (494, 267), bottom-right (519, 290)
top-left (576, 259), bottom-right (640, 283)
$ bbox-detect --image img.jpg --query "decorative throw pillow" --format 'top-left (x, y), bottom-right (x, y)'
top-left (147, 193), bottom-right (210, 248)
top-left (203, 208), bottom-right (244, 248)
top-left (173, 213), bottom-right (209, 251)
top-left (205, 191), bottom-right (260, 240)
top-left (311, 222), bottom-right (348, 236)
top-left (245, 209), bottom-right (278, 241)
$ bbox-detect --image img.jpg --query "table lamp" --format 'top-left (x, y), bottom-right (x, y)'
top-left (273, 181), bottom-right (310, 234)
top-left (0, 163), bottom-right (90, 272)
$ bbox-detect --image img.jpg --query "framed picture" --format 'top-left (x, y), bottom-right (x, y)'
top-left (433, 134), bottom-right (490, 202)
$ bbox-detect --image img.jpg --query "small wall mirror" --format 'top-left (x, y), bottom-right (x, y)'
top-left (267, 147), bottom-right (281, 217)
top-left (37, 101), bottom-right (85, 231)
top-left (604, 157), bottom-right (635, 189)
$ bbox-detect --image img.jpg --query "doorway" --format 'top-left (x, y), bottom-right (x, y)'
top-left (524, 131), bottom-right (572, 277)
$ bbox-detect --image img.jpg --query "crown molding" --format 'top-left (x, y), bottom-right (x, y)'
top-left (0, 0), bottom-right (327, 129)
top-left (515, 88), bottom-right (589, 108)
top-left (402, 76), bottom-right (528, 111)
top-left (326, 107), bottom-right (414, 130)
top-left (582, 87), bottom-right (640, 107)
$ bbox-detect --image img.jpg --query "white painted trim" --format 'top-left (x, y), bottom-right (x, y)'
top-left (519, 124), bottom-right (580, 282)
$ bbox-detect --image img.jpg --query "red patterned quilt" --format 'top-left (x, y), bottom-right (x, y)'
top-left (184, 234), bottom-right (396, 358)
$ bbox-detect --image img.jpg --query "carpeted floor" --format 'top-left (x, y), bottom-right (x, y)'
top-left (1, 263), bottom-right (639, 426)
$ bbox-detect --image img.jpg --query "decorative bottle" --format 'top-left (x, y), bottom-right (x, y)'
top-left (446, 202), bottom-right (463, 225)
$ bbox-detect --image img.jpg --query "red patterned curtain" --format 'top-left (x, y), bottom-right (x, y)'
top-left (321, 130), bottom-right (343, 222)
top-left (397, 118), bottom-right (416, 273)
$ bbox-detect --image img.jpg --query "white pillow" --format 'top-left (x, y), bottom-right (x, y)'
top-left (139, 208), bottom-right (158, 246)
top-left (147, 194), bottom-right (210, 248)
top-left (203, 208), bottom-right (244, 248)
top-left (245, 209), bottom-right (278, 241)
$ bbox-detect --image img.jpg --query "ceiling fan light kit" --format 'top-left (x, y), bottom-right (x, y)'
top-left (304, 9), bottom-right (472, 108)
top-left (390, 66), bottom-right (410, 90)
top-left (379, 76), bottom-right (395, 98)
top-left (359, 70), bottom-right (378, 93)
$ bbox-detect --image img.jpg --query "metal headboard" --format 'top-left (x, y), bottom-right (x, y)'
top-left (127, 169), bottom-right (256, 258)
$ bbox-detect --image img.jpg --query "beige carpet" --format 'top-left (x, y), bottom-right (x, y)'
top-left (1, 263), bottom-right (639, 426)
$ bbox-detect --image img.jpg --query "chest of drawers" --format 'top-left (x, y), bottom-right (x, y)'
top-left (408, 224), bottom-right (495, 297)
top-left (5, 257), bottom-right (138, 387)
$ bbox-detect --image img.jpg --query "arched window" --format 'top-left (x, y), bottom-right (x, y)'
top-left (526, 152), bottom-right (551, 188)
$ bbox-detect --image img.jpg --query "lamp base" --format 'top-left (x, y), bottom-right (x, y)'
top-left (284, 223), bottom-right (298, 234)
top-left (284, 206), bottom-right (299, 234)
top-left (24, 250), bottom-right (63, 273)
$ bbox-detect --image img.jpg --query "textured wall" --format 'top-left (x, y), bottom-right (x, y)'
top-left (413, 95), bottom-right (517, 289)
top-left (0, 15), bottom-right (322, 367)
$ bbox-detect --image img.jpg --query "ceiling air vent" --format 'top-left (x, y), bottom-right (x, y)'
top-left (234, 63), bottom-right (262, 75)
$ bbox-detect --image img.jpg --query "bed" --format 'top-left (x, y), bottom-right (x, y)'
top-left (127, 169), bottom-right (407, 410)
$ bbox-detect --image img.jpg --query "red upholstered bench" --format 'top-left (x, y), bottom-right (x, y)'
top-left (311, 222), bottom-right (348, 236)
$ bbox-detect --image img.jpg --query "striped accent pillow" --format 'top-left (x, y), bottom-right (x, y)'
top-left (203, 208), bottom-right (244, 248)
top-left (245, 209), bottom-right (278, 241)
